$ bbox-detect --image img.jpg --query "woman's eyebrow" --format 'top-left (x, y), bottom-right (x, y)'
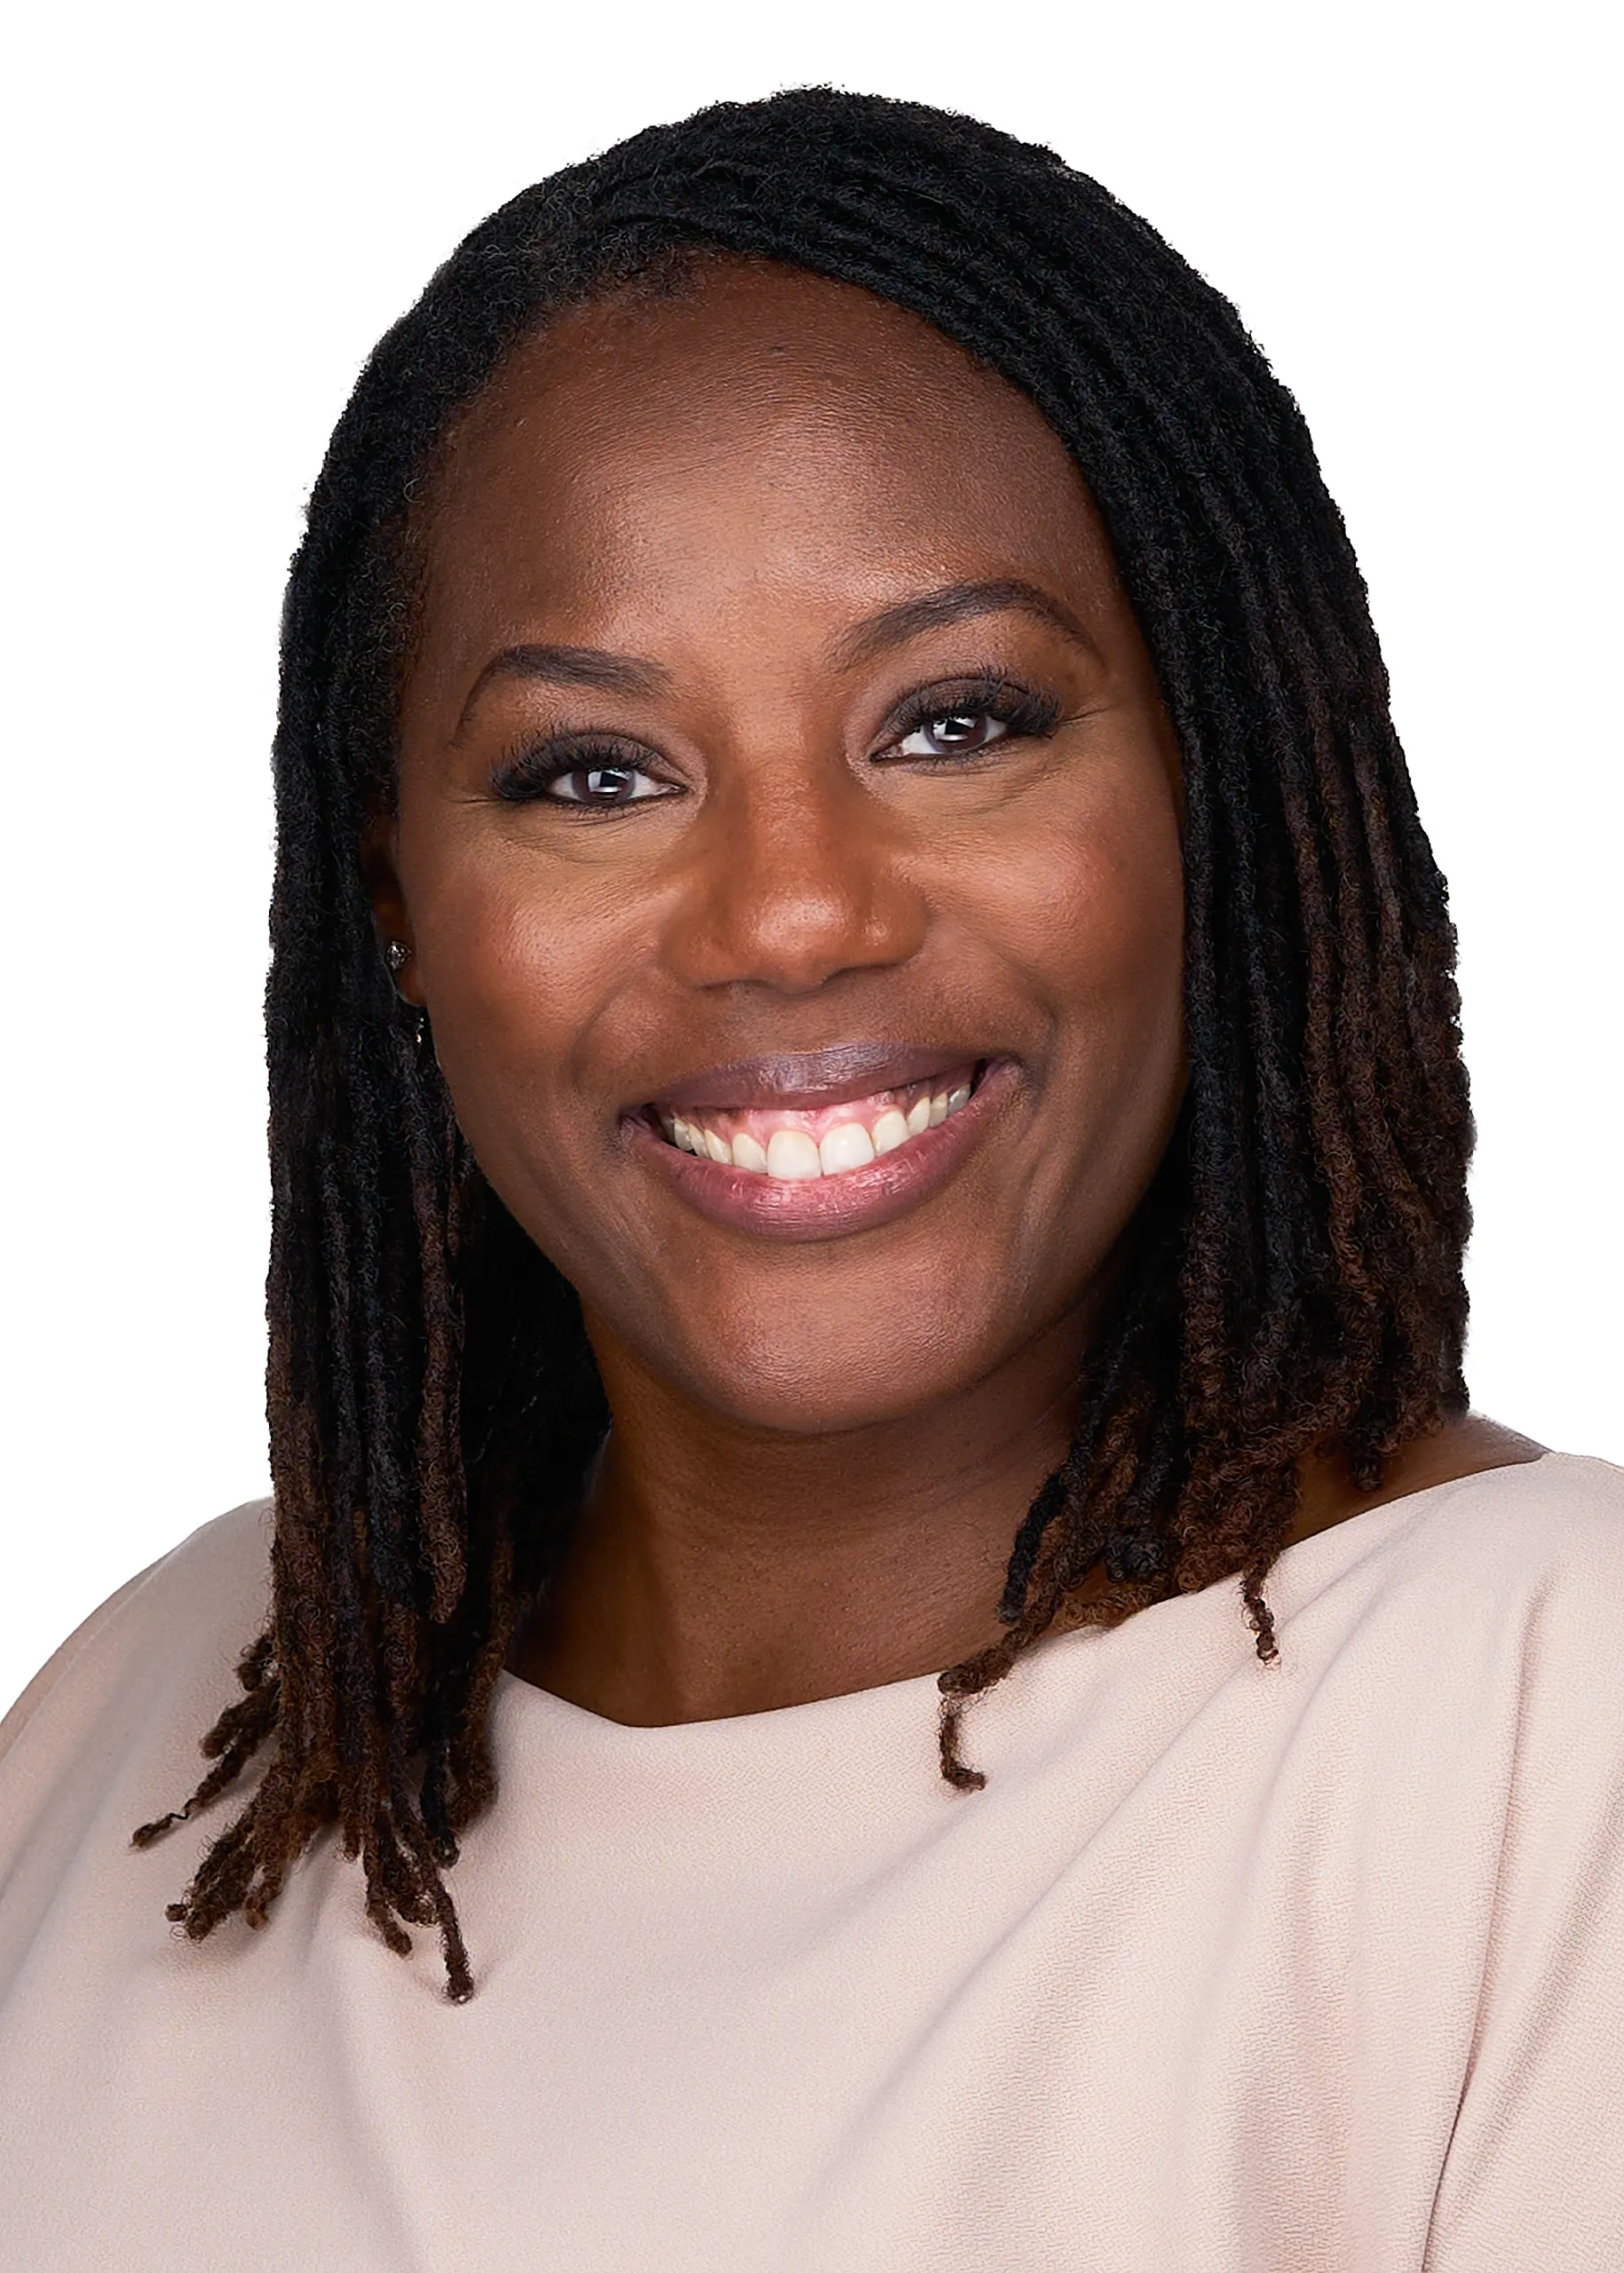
top-left (456, 643), bottom-right (672, 735)
top-left (835, 577), bottom-right (1096, 667)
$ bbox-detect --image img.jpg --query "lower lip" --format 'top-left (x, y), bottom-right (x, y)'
top-left (624, 1057), bottom-right (1020, 1244)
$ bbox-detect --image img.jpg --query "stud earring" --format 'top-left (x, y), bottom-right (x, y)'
top-left (385, 939), bottom-right (411, 973)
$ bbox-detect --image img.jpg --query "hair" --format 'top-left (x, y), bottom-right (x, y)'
top-left (133, 86), bottom-right (1471, 2000)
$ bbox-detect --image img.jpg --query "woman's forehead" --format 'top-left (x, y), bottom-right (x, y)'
top-left (410, 259), bottom-right (1119, 656)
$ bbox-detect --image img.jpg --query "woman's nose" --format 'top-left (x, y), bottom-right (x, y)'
top-left (663, 767), bottom-right (929, 996)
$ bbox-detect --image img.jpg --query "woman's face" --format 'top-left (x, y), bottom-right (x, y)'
top-left (376, 259), bottom-right (1186, 1436)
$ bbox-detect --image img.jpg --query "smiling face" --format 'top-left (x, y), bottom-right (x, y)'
top-left (370, 257), bottom-right (1187, 1437)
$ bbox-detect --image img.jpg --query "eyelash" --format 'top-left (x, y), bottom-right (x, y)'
top-left (488, 671), bottom-right (1065, 809)
top-left (884, 673), bottom-right (1064, 756)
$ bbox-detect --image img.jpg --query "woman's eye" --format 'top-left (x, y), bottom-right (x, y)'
top-left (493, 754), bottom-right (669, 809)
top-left (535, 763), bottom-right (668, 807)
top-left (891, 710), bottom-right (1014, 759)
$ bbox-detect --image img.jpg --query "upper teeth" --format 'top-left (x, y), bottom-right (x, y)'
top-left (662, 1076), bottom-right (976, 1180)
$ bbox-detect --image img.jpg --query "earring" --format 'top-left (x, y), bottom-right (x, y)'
top-left (382, 937), bottom-right (430, 1063)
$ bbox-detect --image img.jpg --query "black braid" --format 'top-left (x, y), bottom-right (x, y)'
top-left (133, 88), bottom-right (1470, 1997)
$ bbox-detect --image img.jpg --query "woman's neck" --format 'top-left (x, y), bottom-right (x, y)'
top-left (507, 1310), bottom-right (1089, 1726)
top-left (507, 1363), bottom-right (1545, 1729)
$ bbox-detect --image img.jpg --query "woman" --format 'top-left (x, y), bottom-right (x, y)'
top-left (1, 85), bottom-right (1619, 2269)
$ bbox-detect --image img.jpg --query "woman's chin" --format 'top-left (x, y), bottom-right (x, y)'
top-left (661, 1334), bottom-right (994, 1439)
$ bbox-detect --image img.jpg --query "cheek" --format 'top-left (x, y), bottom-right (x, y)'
top-left (952, 764), bottom-right (1188, 1281)
top-left (398, 820), bottom-right (639, 1174)
top-left (967, 767), bottom-right (1185, 1064)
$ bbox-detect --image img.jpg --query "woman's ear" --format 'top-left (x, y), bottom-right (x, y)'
top-left (359, 806), bottom-right (424, 1005)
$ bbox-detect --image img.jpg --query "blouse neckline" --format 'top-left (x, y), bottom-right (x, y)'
top-left (491, 1452), bottom-right (1557, 1745)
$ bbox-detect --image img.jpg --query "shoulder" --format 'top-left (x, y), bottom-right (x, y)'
top-left (0, 1501), bottom-right (275, 2024)
top-left (1286, 1447), bottom-right (1624, 1601)
top-left (0, 1498), bottom-right (273, 1796)
top-left (1271, 1450), bottom-right (1624, 1743)
top-left (1374, 1448), bottom-right (1624, 1600)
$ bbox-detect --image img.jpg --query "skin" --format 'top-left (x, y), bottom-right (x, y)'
top-left (367, 258), bottom-right (1541, 1726)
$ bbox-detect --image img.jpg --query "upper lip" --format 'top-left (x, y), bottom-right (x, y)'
top-left (641, 1042), bottom-right (994, 1114)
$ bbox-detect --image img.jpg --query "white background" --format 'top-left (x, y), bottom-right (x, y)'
top-left (2, 0), bottom-right (1617, 1712)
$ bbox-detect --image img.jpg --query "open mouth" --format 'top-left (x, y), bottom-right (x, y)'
top-left (625, 1051), bottom-right (1015, 1243)
top-left (646, 1059), bottom-right (986, 1181)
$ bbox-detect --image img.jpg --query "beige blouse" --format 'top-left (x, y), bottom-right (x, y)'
top-left (2, 1452), bottom-right (1622, 2269)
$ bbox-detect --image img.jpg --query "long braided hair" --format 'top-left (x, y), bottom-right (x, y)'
top-left (135, 88), bottom-right (1471, 2000)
